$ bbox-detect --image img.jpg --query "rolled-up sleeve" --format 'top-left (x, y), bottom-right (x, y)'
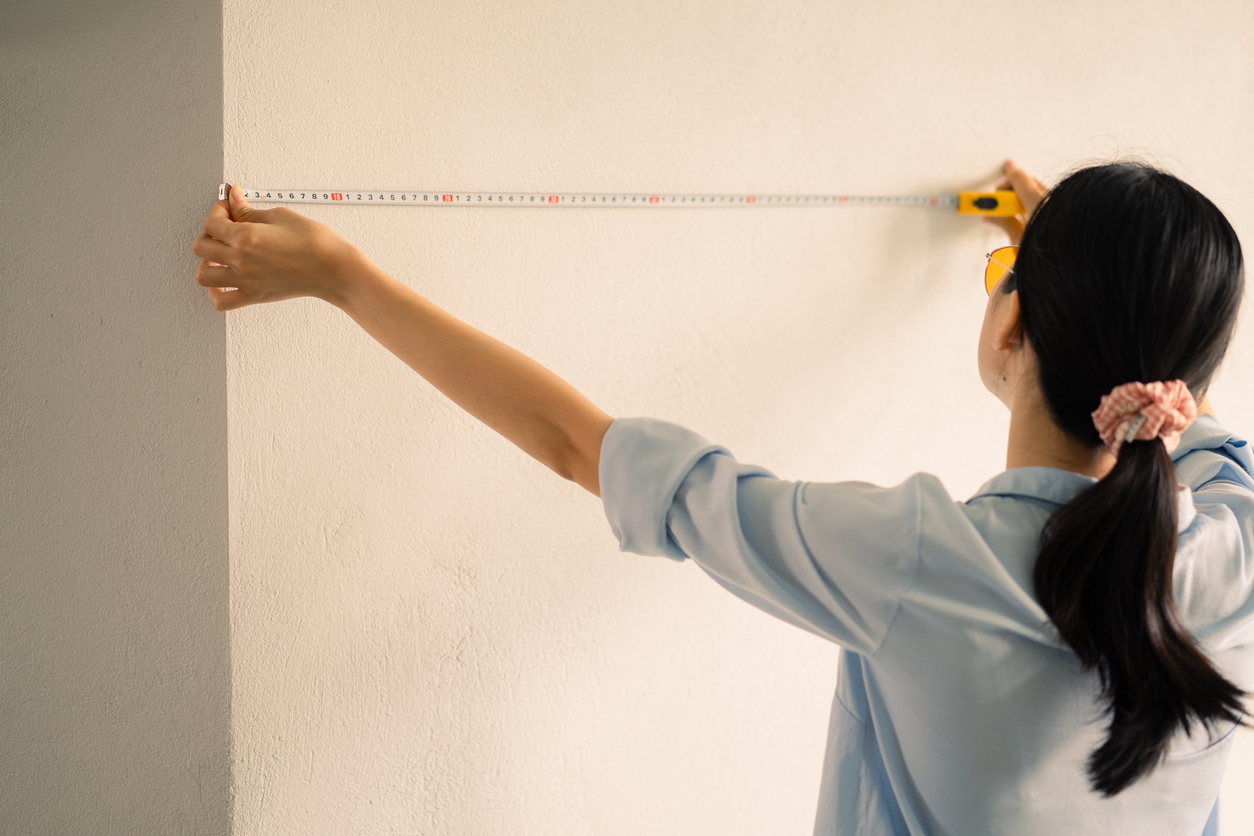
top-left (1174, 414), bottom-right (1254, 495)
top-left (1174, 415), bottom-right (1254, 547)
top-left (1172, 416), bottom-right (1254, 646)
top-left (600, 417), bottom-right (922, 654)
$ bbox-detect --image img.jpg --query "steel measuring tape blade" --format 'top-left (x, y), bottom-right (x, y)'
top-left (217, 185), bottom-right (1021, 216)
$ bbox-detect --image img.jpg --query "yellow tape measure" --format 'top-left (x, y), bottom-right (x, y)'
top-left (219, 184), bottom-right (1022, 216)
top-left (956, 191), bottom-right (1023, 217)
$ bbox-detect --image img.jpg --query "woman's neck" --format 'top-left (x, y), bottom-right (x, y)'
top-left (1006, 390), bottom-right (1115, 478)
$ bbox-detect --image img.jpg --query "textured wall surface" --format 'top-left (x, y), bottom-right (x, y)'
top-left (223, 1), bottom-right (1254, 833)
top-left (0, 1), bottom-right (229, 834)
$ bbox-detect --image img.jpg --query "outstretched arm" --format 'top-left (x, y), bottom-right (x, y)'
top-left (192, 186), bottom-right (612, 495)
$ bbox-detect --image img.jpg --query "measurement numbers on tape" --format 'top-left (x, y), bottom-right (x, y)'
top-left (218, 185), bottom-right (1021, 216)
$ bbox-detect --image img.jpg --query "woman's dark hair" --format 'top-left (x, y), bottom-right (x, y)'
top-left (1013, 161), bottom-right (1246, 796)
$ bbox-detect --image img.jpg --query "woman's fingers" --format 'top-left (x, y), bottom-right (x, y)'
top-left (197, 256), bottom-right (262, 309)
top-left (192, 232), bottom-right (240, 269)
top-left (200, 190), bottom-right (276, 251)
top-left (206, 286), bottom-right (257, 311)
top-left (196, 257), bottom-right (240, 288)
top-left (1002, 160), bottom-right (1047, 217)
top-left (202, 200), bottom-right (240, 244)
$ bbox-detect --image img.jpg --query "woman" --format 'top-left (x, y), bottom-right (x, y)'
top-left (193, 160), bottom-right (1254, 834)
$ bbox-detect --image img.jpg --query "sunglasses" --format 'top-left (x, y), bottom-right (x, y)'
top-left (984, 245), bottom-right (1019, 295)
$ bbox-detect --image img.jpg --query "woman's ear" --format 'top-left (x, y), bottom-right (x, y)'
top-left (992, 290), bottom-right (1023, 351)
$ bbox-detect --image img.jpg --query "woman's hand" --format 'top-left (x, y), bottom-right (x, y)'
top-left (193, 185), bottom-right (372, 311)
top-left (985, 160), bottom-right (1048, 246)
top-left (191, 184), bottom-right (613, 494)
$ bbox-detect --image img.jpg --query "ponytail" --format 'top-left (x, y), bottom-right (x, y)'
top-left (1034, 438), bottom-right (1245, 795)
top-left (1011, 161), bottom-right (1247, 796)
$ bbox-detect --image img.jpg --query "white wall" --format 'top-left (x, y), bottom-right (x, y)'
top-left (222, 1), bottom-right (1254, 833)
top-left (0, 1), bottom-right (228, 834)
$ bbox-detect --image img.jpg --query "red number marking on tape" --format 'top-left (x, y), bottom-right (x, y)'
top-left (442, 194), bottom-right (453, 202)
top-left (331, 193), bottom-right (343, 201)
top-left (746, 196), bottom-right (756, 204)
top-left (548, 195), bottom-right (559, 203)
top-left (648, 196), bottom-right (659, 204)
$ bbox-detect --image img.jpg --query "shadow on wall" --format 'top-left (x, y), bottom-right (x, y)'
top-left (2, 0), bottom-right (167, 45)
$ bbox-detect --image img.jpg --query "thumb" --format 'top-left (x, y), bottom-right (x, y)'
top-left (228, 185), bottom-right (271, 223)
top-left (1001, 160), bottom-right (1046, 217)
top-left (1003, 160), bottom-right (1032, 195)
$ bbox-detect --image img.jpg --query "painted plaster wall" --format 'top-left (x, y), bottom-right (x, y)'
top-left (0, 1), bottom-right (229, 834)
top-left (223, 1), bottom-right (1254, 833)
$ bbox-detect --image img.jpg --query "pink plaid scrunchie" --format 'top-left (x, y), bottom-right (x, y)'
top-left (1090, 380), bottom-right (1198, 456)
